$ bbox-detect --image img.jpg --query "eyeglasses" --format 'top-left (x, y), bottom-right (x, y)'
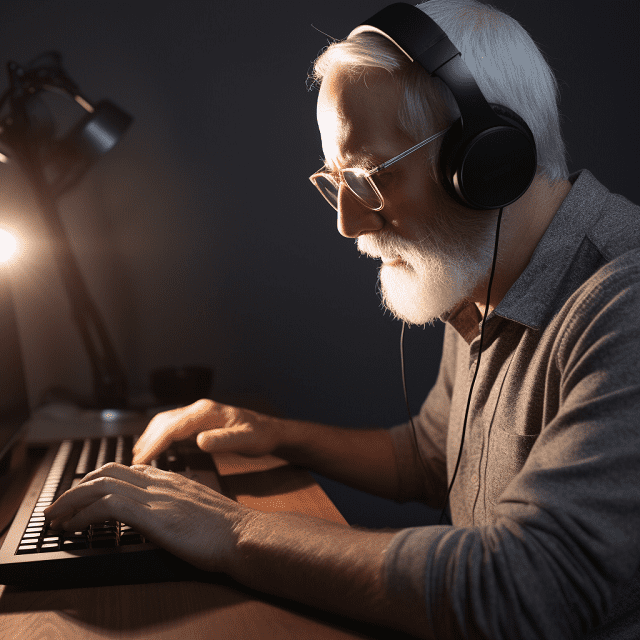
top-left (309, 126), bottom-right (451, 211)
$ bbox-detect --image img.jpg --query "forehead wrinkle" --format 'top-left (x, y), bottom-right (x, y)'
top-left (323, 125), bottom-right (391, 172)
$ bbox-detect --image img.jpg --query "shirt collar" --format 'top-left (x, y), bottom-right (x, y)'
top-left (442, 169), bottom-right (611, 343)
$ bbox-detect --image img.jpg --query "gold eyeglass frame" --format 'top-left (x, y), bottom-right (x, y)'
top-left (309, 125), bottom-right (451, 211)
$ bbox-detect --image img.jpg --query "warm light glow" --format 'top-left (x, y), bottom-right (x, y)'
top-left (0, 228), bottom-right (18, 263)
top-left (74, 94), bottom-right (95, 113)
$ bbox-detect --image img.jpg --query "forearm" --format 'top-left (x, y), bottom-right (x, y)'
top-left (230, 509), bottom-right (429, 638)
top-left (274, 420), bottom-right (401, 501)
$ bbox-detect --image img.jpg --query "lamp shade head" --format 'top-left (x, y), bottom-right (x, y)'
top-left (62, 99), bottom-right (133, 164)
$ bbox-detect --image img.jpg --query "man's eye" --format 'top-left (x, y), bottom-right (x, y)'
top-left (374, 170), bottom-right (393, 183)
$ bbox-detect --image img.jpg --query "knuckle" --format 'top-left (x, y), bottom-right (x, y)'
top-left (101, 461), bottom-right (122, 471)
top-left (194, 397), bottom-right (214, 410)
top-left (134, 464), bottom-right (161, 478)
top-left (223, 405), bottom-right (242, 426)
top-left (100, 493), bottom-right (122, 519)
top-left (92, 476), bottom-right (113, 489)
top-left (102, 492), bottom-right (119, 505)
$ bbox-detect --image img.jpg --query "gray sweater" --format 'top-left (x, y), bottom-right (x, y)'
top-left (384, 169), bottom-right (640, 639)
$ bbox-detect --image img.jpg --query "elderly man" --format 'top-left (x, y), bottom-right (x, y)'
top-left (44, 1), bottom-right (640, 638)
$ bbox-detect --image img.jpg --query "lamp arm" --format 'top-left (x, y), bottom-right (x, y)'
top-left (18, 147), bottom-right (128, 406)
top-left (0, 52), bottom-right (133, 407)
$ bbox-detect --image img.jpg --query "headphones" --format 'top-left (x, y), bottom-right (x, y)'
top-left (349, 2), bottom-right (538, 211)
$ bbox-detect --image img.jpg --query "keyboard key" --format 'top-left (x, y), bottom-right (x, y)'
top-left (119, 531), bottom-right (144, 545)
top-left (61, 538), bottom-right (89, 550)
top-left (53, 440), bottom-right (84, 500)
top-left (120, 435), bottom-right (134, 466)
top-left (25, 531), bottom-right (43, 539)
top-left (91, 520), bottom-right (118, 531)
top-left (94, 437), bottom-right (109, 469)
top-left (90, 535), bottom-right (118, 548)
top-left (17, 544), bottom-right (38, 554)
top-left (25, 525), bottom-right (43, 532)
top-left (115, 435), bottom-right (125, 465)
top-left (75, 438), bottom-right (92, 476)
top-left (91, 522), bottom-right (117, 535)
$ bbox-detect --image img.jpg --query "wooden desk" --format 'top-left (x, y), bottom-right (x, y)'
top-left (0, 414), bottom-right (413, 639)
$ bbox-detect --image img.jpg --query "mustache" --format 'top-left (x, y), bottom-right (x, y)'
top-left (357, 230), bottom-right (417, 261)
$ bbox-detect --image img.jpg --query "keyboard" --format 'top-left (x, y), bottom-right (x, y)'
top-left (0, 435), bottom-right (229, 587)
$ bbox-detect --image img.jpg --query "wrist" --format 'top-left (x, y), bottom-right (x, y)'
top-left (272, 417), bottom-right (310, 465)
top-left (226, 507), bottom-right (266, 581)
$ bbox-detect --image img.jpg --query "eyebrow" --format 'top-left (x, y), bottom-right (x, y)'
top-left (323, 150), bottom-right (383, 172)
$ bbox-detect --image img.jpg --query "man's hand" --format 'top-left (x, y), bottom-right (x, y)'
top-left (132, 399), bottom-right (285, 465)
top-left (42, 462), bottom-right (253, 574)
top-left (132, 398), bottom-right (403, 503)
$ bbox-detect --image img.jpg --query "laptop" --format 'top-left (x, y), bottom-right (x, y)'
top-left (0, 268), bottom-right (228, 589)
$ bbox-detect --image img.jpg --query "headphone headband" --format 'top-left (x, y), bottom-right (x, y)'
top-left (350, 3), bottom-right (457, 74)
top-left (348, 2), bottom-right (537, 210)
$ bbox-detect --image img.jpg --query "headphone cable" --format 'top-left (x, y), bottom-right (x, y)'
top-left (401, 205), bottom-right (504, 525)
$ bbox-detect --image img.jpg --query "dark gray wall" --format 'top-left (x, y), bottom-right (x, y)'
top-left (1, 0), bottom-right (638, 527)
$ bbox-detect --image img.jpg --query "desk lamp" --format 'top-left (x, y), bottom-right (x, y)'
top-left (0, 51), bottom-right (133, 408)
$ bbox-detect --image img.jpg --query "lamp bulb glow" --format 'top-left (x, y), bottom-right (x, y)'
top-left (0, 229), bottom-right (18, 263)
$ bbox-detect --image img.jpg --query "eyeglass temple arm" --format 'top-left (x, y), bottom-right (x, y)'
top-left (371, 126), bottom-right (452, 173)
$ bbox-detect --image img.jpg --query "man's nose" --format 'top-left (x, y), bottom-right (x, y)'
top-left (336, 185), bottom-right (384, 238)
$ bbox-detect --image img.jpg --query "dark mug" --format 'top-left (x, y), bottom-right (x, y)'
top-left (150, 366), bottom-right (213, 406)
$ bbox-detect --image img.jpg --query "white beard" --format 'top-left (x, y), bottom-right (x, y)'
top-left (357, 219), bottom-right (497, 326)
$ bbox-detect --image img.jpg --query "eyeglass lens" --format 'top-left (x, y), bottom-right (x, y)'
top-left (313, 174), bottom-right (339, 209)
top-left (343, 171), bottom-right (381, 209)
top-left (313, 171), bottom-right (381, 211)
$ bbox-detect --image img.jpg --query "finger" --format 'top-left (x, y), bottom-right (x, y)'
top-left (196, 424), bottom-right (251, 453)
top-left (132, 420), bottom-right (178, 465)
top-left (44, 475), bottom-right (144, 522)
top-left (133, 405), bottom-right (189, 450)
top-left (43, 464), bottom-right (152, 520)
top-left (131, 441), bottom-right (165, 465)
top-left (54, 492), bottom-right (147, 534)
top-left (77, 462), bottom-right (155, 487)
top-left (133, 400), bottom-right (213, 464)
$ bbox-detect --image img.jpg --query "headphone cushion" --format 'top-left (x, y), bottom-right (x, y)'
top-left (438, 103), bottom-right (538, 210)
top-left (488, 103), bottom-right (534, 140)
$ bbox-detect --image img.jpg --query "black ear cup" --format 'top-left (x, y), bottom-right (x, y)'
top-left (438, 103), bottom-right (538, 210)
top-left (352, 3), bottom-right (539, 212)
top-left (489, 103), bottom-right (531, 131)
top-left (437, 118), bottom-right (465, 202)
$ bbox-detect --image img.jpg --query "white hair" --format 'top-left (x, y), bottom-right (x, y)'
top-left (312, 0), bottom-right (569, 185)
